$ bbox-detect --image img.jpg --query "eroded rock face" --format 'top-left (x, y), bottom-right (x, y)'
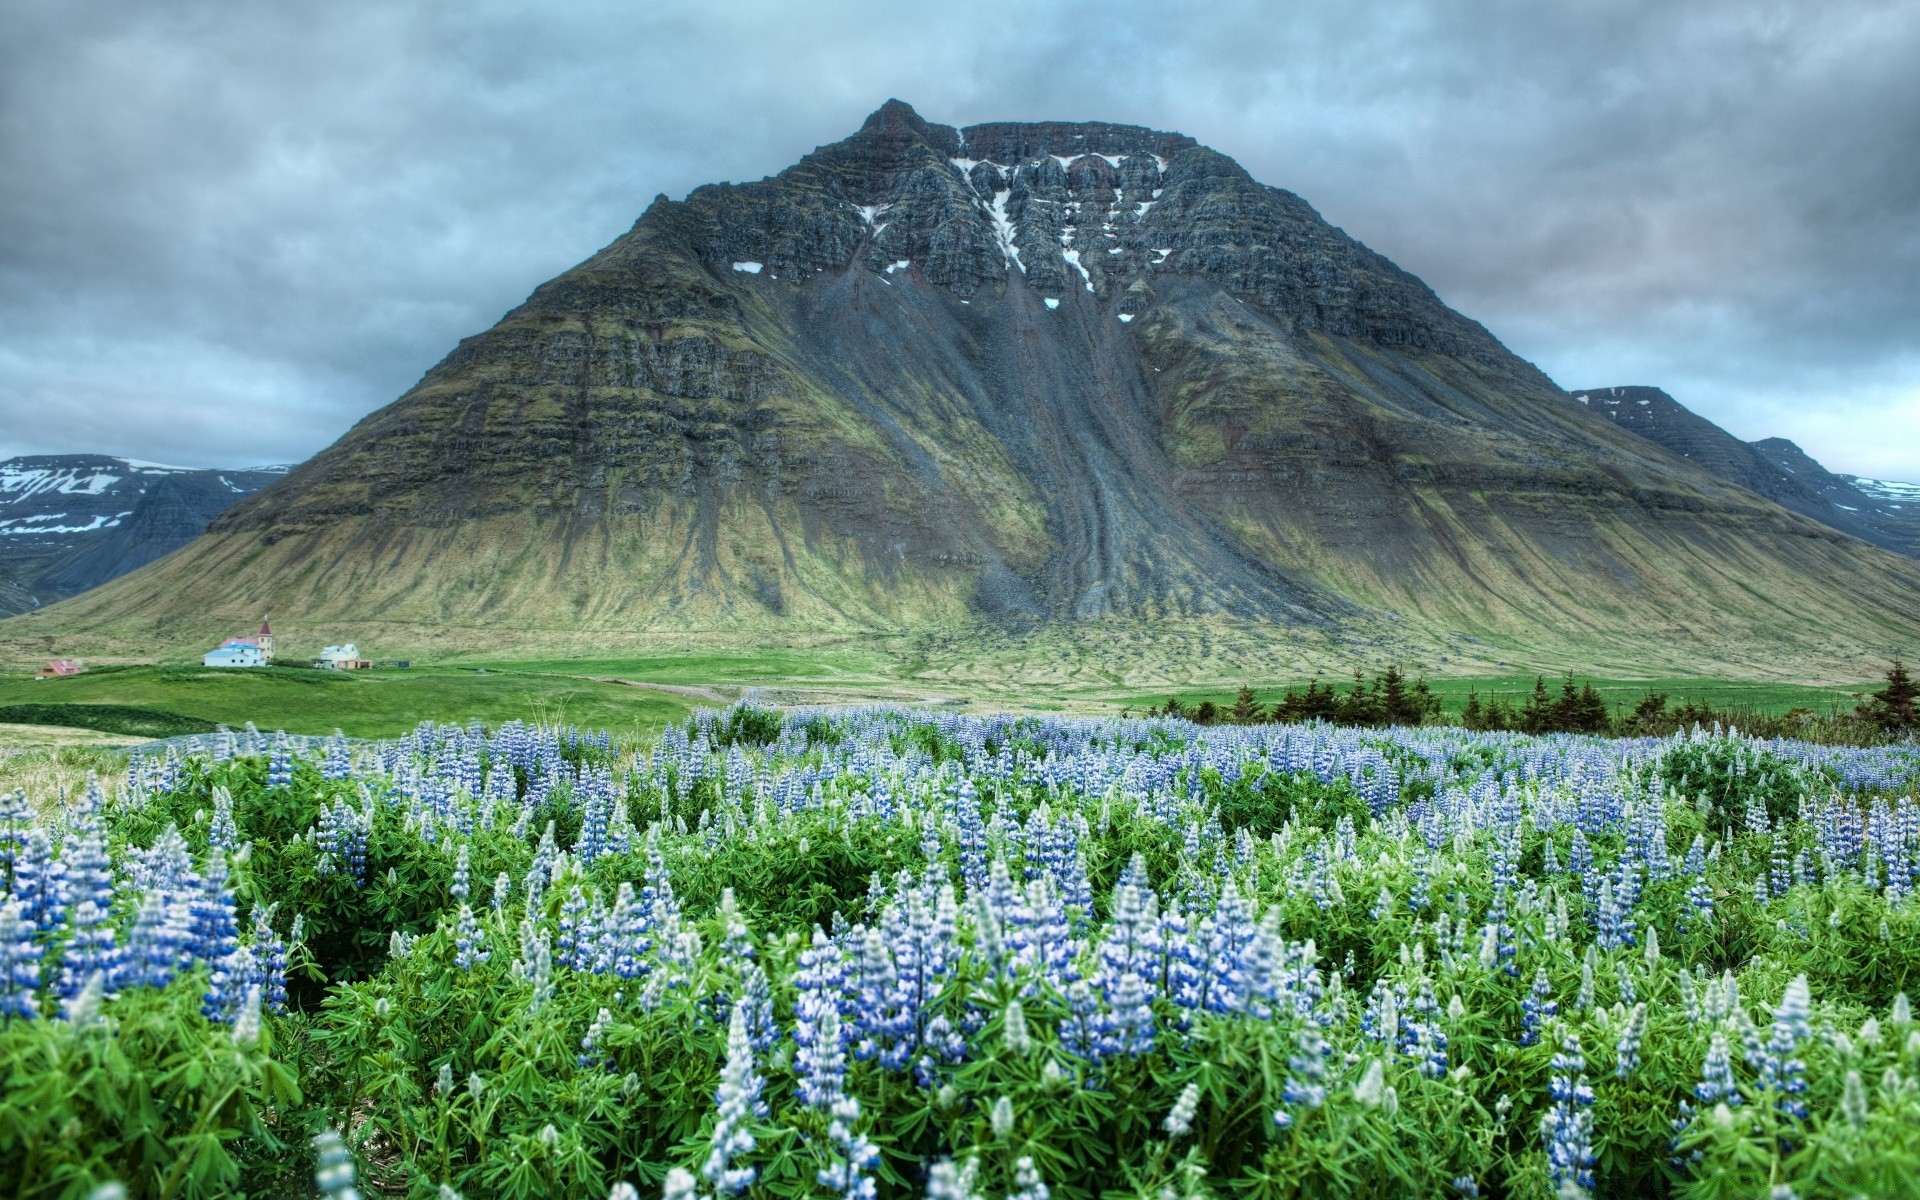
top-left (41, 101), bottom-right (1920, 652)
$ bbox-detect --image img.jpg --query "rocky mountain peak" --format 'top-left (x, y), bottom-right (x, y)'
top-left (635, 102), bottom-right (1504, 358)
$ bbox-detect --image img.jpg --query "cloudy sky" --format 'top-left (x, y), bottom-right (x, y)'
top-left (3, 0), bottom-right (1917, 479)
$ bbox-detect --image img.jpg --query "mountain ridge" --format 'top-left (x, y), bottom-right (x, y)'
top-left (1570, 385), bottom-right (1919, 557)
top-left (0, 456), bottom-right (285, 617)
top-left (7, 101), bottom-right (1918, 679)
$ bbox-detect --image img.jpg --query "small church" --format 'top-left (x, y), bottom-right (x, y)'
top-left (203, 619), bottom-right (275, 668)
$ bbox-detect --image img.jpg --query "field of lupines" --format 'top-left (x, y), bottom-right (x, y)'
top-left (3, 708), bottom-right (1920, 1200)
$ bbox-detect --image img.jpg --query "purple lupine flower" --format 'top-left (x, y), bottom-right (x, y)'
top-left (556, 886), bottom-right (595, 972)
top-left (794, 929), bottom-right (848, 1108)
top-left (1758, 976), bottom-right (1812, 1120)
top-left (1541, 1032), bottom-right (1595, 1195)
top-left (58, 898), bottom-right (123, 1001)
top-left (210, 786), bottom-right (240, 852)
top-left (703, 1000), bottom-right (766, 1197)
top-left (816, 1095), bottom-right (879, 1200)
top-left (190, 850), bottom-right (239, 967)
top-left (1520, 968), bottom-right (1556, 1047)
top-left (1694, 1028), bottom-right (1741, 1106)
top-left (253, 906), bottom-right (290, 1012)
top-left (1281, 1019), bottom-right (1330, 1108)
top-left (454, 904), bottom-right (489, 970)
top-left (204, 943), bottom-right (256, 1023)
top-left (0, 897), bottom-right (40, 1018)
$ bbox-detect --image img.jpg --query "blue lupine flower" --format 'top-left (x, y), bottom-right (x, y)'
top-left (0, 898), bottom-right (40, 1018)
top-left (579, 1006), bottom-right (614, 1069)
top-left (816, 1095), bottom-right (880, 1200)
top-left (703, 1001), bottom-right (766, 1197)
top-left (1616, 1003), bottom-right (1647, 1078)
top-left (190, 850), bottom-right (239, 967)
top-left (1282, 1020), bottom-right (1330, 1108)
top-left (1541, 1032), bottom-right (1595, 1194)
top-left (454, 904), bottom-right (489, 970)
top-left (1694, 1029), bottom-right (1740, 1106)
top-left (1758, 975), bottom-right (1812, 1120)
top-left (1520, 968), bottom-right (1556, 1047)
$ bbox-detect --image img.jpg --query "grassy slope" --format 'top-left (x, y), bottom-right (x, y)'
top-left (0, 664), bottom-right (698, 740)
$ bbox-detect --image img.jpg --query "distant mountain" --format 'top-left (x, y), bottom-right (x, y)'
top-left (9, 101), bottom-right (1920, 677)
top-left (0, 457), bottom-right (286, 616)
top-left (1570, 386), bottom-right (1920, 557)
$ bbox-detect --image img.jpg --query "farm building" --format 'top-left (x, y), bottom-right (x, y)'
top-left (315, 643), bottom-right (371, 670)
top-left (218, 618), bottom-right (275, 660)
top-left (204, 644), bottom-right (266, 668)
top-left (204, 618), bottom-right (274, 667)
top-left (35, 658), bottom-right (82, 679)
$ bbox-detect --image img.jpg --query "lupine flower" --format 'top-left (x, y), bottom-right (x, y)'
top-left (1615, 1004), bottom-right (1647, 1078)
top-left (989, 1095), bottom-right (1014, 1139)
top-left (1758, 975), bottom-right (1812, 1120)
top-left (925, 1158), bottom-right (981, 1200)
top-left (1694, 1029), bottom-right (1741, 1106)
top-left (1521, 969), bottom-right (1556, 1047)
top-left (816, 1095), bottom-right (879, 1200)
top-left (1541, 1032), bottom-right (1595, 1195)
top-left (314, 1129), bottom-right (363, 1200)
top-left (1163, 1082), bottom-right (1201, 1137)
top-left (454, 904), bottom-right (489, 970)
top-left (1007, 1156), bottom-right (1050, 1200)
top-left (579, 1007), bottom-right (614, 1069)
top-left (1283, 1020), bottom-right (1331, 1108)
top-left (0, 898), bottom-right (41, 1018)
top-left (703, 1001), bottom-right (766, 1196)
top-left (190, 851), bottom-right (239, 967)
top-left (57, 899), bottom-right (122, 1001)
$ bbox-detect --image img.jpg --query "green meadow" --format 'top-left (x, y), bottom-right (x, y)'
top-left (0, 645), bottom-right (1889, 743)
top-left (1112, 673), bottom-right (1881, 720)
top-left (0, 662), bottom-right (698, 740)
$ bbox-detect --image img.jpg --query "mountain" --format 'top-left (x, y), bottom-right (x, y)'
top-left (1570, 386), bottom-right (1920, 557)
top-left (0, 456), bottom-right (286, 617)
top-left (8, 101), bottom-right (1920, 678)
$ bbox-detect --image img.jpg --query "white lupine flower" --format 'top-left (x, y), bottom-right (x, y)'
top-left (1163, 1082), bottom-right (1201, 1137)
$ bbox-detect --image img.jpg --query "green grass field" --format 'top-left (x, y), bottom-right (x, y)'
top-left (0, 663), bottom-right (698, 740)
top-left (1112, 673), bottom-right (1880, 719)
top-left (0, 646), bottom-right (1891, 741)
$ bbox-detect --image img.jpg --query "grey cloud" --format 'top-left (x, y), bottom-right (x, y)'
top-left (2, 0), bottom-right (1916, 478)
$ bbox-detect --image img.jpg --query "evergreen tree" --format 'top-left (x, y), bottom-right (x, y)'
top-left (1229, 684), bottom-right (1262, 724)
top-left (1865, 659), bottom-right (1919, 732)
top-left (1334, 671), bottom-right (1382, 726)
top-left (1552, 673), bottom-right (1583, 733)
top-left (1629, 692), bottom-right (1669, 735)
top-left (1461, 689), bottom-right (1484, 730)
top-left (1379, 665), bottom-right (1411, 725)
top-left (1520, 676), bottom-right (1553, 735)
top-left (1572, 683), bottom-right (1610, 734)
